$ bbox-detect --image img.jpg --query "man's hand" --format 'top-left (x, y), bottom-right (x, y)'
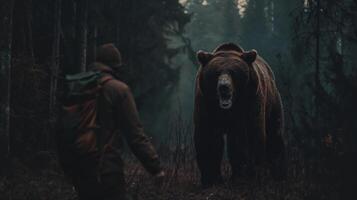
top-left (153, 170), bottom-right (165, 187)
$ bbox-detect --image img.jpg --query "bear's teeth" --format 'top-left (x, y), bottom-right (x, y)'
top-left (220, 99), bottom-right (232, 109)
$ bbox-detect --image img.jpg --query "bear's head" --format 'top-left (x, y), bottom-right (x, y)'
top-left (197, 43), bottom-right (257, 110)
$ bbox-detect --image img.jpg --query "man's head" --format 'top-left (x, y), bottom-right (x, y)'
top-left (96, 43), bottom-right (122, 69)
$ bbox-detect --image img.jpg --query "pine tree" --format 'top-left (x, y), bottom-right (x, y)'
top-left (240, 0), bottom-right (268, 53)
top-left (0, 0), bottom-right (14, 163)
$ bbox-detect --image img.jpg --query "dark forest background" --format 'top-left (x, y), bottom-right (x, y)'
top-left (1, 0), bottom-right (357, 199)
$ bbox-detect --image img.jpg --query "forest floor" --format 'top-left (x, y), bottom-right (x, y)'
top-left (0, 150), bottom-right (343, 200)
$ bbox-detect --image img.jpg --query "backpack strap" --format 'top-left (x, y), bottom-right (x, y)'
top-left (99, 75), bottom-right (114, 86)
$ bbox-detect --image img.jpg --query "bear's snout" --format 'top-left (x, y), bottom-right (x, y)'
top-left (218, 85), bottom-right (231, 98)
top-left (217, 73), bottom-right (233, 109)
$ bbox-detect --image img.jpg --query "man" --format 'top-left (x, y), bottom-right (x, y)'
top-left (68, 43), bottom-right (164, 200)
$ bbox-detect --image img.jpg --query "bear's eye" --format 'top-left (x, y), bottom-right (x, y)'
top-left (235, 72), bottom-right (249, 86)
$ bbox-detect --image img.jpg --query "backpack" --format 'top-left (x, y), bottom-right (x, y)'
top-left (57, 71), bottom-right (113, 175)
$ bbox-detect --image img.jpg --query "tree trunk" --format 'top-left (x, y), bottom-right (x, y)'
top-left (26, 0), bottom-right (34, 60)
top-left (87, 12), bottom-right (97, 64)
top-left (315, 0), bottom-right (321, 120)
top-left (48, 0), bottom-right (62, 149)
top-left (75, 0), bottom-right (88, 72)
top-left (0, 0), bottom-right (14, 165)
top-left (12, 0), bottom-right (34, 60)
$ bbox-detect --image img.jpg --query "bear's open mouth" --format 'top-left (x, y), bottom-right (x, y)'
top-left (217, 73), bottom-right (233, 110)
top-left (219, 98), bottom-right (232, 109)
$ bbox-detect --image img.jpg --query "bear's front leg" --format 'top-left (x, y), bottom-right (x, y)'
top-left (194, 124), bottom-right (224, 187)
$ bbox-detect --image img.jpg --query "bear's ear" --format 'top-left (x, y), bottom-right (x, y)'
top-left (241, 50), bottom-right (257, 64)
top-left (197, 50), bottom-right (214, 66)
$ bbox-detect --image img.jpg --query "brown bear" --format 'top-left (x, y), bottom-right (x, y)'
top-left (194, 43), bottom-right (286, 186)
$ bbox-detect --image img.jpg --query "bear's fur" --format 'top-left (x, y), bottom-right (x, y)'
top-left (194, 43), bottom-right (286, 186)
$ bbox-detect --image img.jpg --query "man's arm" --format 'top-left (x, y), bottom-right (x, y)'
top-left (119, 85), bottom-right (162, 175)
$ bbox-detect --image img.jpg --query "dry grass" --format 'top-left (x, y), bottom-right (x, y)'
top-left (0, 116), bottom-right (345, 200)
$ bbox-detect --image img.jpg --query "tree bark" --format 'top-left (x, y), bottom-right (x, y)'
top-left (12, 0), bottom-right (34, 60)
top-left (87, 12), bottom-right (97, 64)
top-left (48, 0), bottom-right (62, 148)
top-left (26, 0), bottom-right (34, 60)
top-left (315, 0), bottom-right (321, 120)
top-left (0, 0), bottom-right (14, 164)
top-left (75, 0), bottom-right (88, 72)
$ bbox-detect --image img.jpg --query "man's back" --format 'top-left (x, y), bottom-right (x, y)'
top-left (60, 43), bottom-right (163, 200)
